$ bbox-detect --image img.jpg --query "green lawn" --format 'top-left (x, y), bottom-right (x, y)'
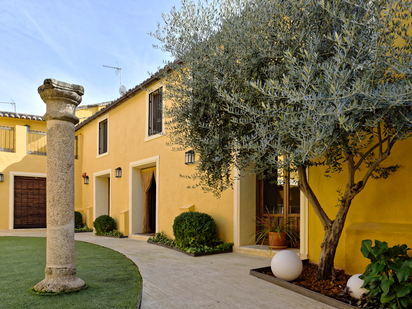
top-left (0, 237), bottom-right (142, 309)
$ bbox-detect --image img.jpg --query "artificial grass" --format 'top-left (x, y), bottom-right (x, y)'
top-left (0, 237), bottom-right (142, 309)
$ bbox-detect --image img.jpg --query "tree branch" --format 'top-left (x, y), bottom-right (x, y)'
top-left (377, 122), bottom-right (382, 156)
top-left (354, 136), bottom-right (390, 171)
top-left (358, 138), bottom-right (397, 193)
top-left (343, 150), bottom-right (355, 188)
top-left (298, 165), bottom-right (332, 227)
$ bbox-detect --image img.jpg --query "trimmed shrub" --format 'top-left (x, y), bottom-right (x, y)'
top-left (75, 211), bottom-right (83, 229)
top-left (173, 212), bottom-right (217, 248)
top-left (93, 215), bottom-right (116, 235)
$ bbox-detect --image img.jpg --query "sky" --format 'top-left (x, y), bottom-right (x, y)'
top-left (0, 0), bottom-right (182, 115)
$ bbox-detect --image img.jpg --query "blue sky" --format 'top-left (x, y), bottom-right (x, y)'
top-left (0, 0), bottom-right (182, 115)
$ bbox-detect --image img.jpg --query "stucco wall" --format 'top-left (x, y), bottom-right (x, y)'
top-left (308, 138), bottom-right (412, 274)
top-left (0, 119), bottom-right (47, 229)
top-left (74, 81), bottom-right (234, 241)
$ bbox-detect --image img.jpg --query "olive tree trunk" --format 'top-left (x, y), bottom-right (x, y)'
top-left (297, 133), bottom-right (396, 280)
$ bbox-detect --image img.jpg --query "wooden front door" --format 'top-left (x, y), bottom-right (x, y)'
top-left (14, 176), bottom-right (46, 228)
top-left (256, 170), bottom-right (300, 248)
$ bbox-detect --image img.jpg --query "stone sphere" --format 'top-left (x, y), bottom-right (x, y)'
top-left (347, 274), bottom-right (367, 299)
top-left (271, 250), bottom-right (303, 281)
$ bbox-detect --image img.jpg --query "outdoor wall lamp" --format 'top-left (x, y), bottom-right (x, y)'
top-left (84, 176), bottom-right (89, 185)
top-left (0, 173), bottom-right (3, 182)
top-left (115, 167), bottom-right (122, 178)
top-left (185, 150), bottom-right (195, 165)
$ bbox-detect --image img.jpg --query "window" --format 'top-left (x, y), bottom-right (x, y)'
top-left (99, 119), bottom-right (108, 155)
top-left (148, 87), bottom-right (163, 136)
top-left (74, 136), bottom-right (79, 159)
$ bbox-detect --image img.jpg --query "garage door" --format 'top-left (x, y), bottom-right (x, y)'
top-left (14, 176), bottom-right (46, 229)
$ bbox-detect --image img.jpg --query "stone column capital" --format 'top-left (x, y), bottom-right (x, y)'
top-left (39, 79), bottom-right (84, 124)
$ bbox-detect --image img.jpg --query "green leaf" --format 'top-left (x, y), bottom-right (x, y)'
top-left (380, 292), bottom-right (396, 304)
top-left (372, 261), bottom-right (386, 274)
top-left (396, 260), bottom-right (412, 283)
top-left (361, 239), bottom-right (373, 259)
top-left (400, 296), bottom-right (412, 308)
top-left (396, 282), bottom-right (412, 298)
top-left (372, 241), bottom-right (389, 257)
top-left (380, 274), bottom-right (394, 296)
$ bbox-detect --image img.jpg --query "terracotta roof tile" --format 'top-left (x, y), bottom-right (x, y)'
top-left (0, 111), bottom-right (45, 121)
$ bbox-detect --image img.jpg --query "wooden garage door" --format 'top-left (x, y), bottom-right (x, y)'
top-left (14, 176), bottom-right (46, 228)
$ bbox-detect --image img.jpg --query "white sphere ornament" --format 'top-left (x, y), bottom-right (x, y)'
top-left (347, 274), bottom-right (367, 299)
top-left (271, 250), bottom-right (303, 281)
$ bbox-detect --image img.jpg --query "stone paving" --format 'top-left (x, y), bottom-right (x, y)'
top-left (0, 229), bottom-right (335, 309)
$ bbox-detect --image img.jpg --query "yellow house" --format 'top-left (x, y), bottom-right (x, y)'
top-left (0, 106), bottom-right (105, 231)
top-left (0, 111), bottom-right (47, 230)
top-left (73, 73), bottom-right (311, 260)
top-left (73, 67), bottom-right (412, 276)
top-left (76, 102), bottom-right (109, 123)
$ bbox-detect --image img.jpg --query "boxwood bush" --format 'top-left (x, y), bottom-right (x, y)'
top-left (93, 215), bottom-right (116, 235)
top-left (173, 211), bottom-right (217, 248)
top-left (75, 211), bottom-right (83, 229)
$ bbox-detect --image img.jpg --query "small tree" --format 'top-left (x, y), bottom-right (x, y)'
top-left (151, 0), bottom-right (412, 280)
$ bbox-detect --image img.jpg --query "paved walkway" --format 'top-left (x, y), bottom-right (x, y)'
top-left (0, 230), bottom-right (335, 309)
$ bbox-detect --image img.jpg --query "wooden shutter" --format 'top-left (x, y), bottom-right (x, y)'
top-left (148, 88), bottom-right (162, 136)
top-left (99, 119), bottom-right (108, 154)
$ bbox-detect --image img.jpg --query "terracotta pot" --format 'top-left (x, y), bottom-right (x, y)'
top-left (268, 231), bottom-right (287, 249)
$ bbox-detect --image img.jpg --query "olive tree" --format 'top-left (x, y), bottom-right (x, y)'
top-left (151, 0), bottom-right (412, 279)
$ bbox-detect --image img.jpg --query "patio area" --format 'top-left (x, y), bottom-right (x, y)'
top-left (0, 229), bottom-right (335, 309)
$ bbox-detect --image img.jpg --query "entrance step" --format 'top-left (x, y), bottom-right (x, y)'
top-left (128, 233), bottom-right (155, 241)
top-left (234, 245), bottom-right (302, 258)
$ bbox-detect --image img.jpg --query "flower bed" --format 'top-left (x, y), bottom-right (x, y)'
top-left (95, 230), bottom-right (126, 238)
top-left (250, 263), bottom-right (360, 309)
top-left (147, 232), bottom-right (233, 257)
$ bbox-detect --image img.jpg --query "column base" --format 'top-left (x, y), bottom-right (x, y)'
top-left (33, 266), bottom-right (86, 293)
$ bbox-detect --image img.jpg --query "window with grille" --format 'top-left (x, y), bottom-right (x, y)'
top-left (148, 87), bottom-right (163, 136)
top-left (99, 119), bottom-right (108, 154)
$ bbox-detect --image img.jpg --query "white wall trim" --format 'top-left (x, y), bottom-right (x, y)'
top-left (9, 171), bottom-right (47, 230)
top-left (129, 156), bottom-right (160, 235)
top-left (299, 167), bottom-right (310, 259)
top-left (93, 169), bottom-right (111, 221)
top-left (233, 166), bottom-right (241, 247)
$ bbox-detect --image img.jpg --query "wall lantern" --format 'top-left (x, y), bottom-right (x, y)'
top-left (115, 167), bottom-right (122, 178)
top-left (84, 176), bottom-right (89, 185)
top-left (0, 173), bottom-right (3, 182)
top-left (185, 150), bottom-right (195, 165)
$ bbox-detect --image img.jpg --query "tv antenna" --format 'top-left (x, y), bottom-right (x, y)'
top-left (0, 101), bottom-right (16, 113)
top-left (103, 62), bottom-right (126, 96)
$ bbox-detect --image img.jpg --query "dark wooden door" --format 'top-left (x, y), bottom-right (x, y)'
top-left (14, 176), bottom-right (46, 228)
top-left (148, 176), bottom-right (156, 233)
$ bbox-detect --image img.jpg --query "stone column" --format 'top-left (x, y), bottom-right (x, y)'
top-left (34, 79), bottom-right (85, 292)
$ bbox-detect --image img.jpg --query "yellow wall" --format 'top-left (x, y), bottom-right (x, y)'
top-left (74, 81), bottom-right (234, 241)
top-left (0, 118), bottom-right (47, 229)
top-left (308, 138), bottom-right (412, 274)
top-left (75, 104), bottom-right (108, 123)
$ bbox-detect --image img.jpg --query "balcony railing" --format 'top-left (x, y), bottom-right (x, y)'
top-left (0, 125), bottom-right (15, 152)
top-left (27, 129), bottom-right (47, 156)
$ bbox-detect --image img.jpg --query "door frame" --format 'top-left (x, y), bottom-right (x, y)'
top-left (9, 171), bottom-right (47, 230)
top-left (129, 156), bottom-right (159, 235)
top-left (93, 169), bottom-right (112, 221)
top-left (233, 167), bottom-right (309, 259)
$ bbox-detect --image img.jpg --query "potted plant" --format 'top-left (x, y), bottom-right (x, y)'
top-left (254, 209), bottom-right (299, 250)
